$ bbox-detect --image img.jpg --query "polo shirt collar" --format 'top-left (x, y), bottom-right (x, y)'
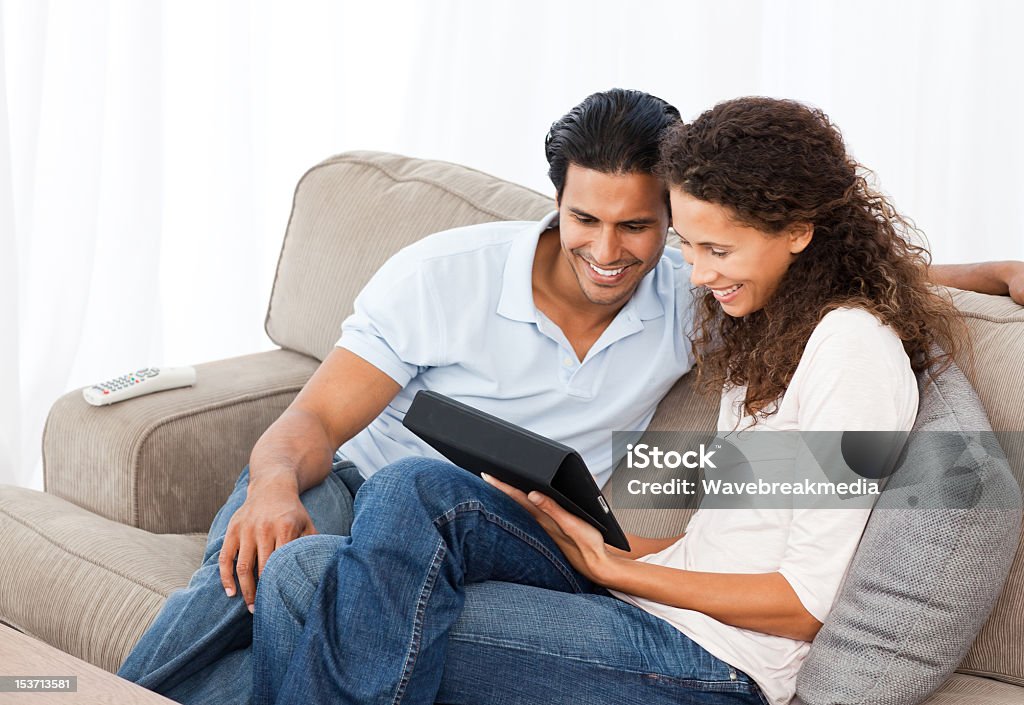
top-left (624, 260), bottom-right (666, 321)
top-left (496, 211), bottom-right (557, 323)
top-left (496, 210), bottom-right (667, 324)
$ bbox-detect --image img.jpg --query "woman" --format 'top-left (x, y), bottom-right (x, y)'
top-left (254, 98), bottom-right (960, 705)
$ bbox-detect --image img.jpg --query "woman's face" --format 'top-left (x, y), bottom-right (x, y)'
top-left (670, 189), bottom-right (813, 317)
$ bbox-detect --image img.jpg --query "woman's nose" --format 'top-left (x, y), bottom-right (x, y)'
top-left (690, 256), bottom-right (717, 287)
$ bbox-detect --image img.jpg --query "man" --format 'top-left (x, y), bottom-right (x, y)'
top-left (119, 88), bottom-right (689, 704)
top-left (119, 88), bottom-right (1024, 704)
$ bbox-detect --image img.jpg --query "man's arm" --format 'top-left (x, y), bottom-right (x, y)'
top-left (219, 348), bottom-right (401, 611)
top-left (929, 261), bottom-right (1024, 305)
top-left (249, 347), bottom-right (402, 493)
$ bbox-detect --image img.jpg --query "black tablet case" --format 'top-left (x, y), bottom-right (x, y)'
top-left (402, 390), bottom-right (631, 552)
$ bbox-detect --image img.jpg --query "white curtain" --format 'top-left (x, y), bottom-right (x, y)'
top-left (3, 0), bottom-right (1022, 489)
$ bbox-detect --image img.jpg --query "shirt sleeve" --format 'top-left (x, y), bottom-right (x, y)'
top-left (777, 308), bottom-right (919, 623)
top-left (336, 250), bottom-right (447, 387)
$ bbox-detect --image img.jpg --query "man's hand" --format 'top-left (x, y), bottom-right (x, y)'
top-left (221, 348), bottom-right (401, 613)
top-left (1008, 264), bottom-right (1024, 305)
top-left (219, 477), bottom-right (318, 612)
top-left (929, 261), bottom-right (1024, 305)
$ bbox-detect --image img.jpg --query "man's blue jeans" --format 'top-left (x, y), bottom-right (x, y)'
top-left (117, 458), bottom-right (363, 705)
top-left (255, 457), bottom-right (768, 705)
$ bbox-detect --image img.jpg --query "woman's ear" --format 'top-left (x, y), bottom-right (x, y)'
top-left (788, 222), bottom-right (814, 254)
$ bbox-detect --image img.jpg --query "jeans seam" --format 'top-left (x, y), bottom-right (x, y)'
top-left (642, 673), bottom-right (753, 693)
top-left (433, 500), bottom-right (584, 593)
top-left (391, 538), bottom-right (446, 705)
top-left (447, 633), bottom-right (750, 693)
top-left (448, 632), bottom-right (635, 669)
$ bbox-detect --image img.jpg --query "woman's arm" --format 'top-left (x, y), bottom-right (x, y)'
top-left (481, 473), bottom-right (820, 642)
top-left (596, 556), bottom-right (821, 642)
top-left (606, 532), bottom-right (685, 560)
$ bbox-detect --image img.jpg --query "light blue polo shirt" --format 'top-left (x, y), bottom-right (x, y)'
top-left (335, 212), bottom-right (695, 488)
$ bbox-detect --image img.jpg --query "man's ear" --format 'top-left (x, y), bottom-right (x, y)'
top-left (788, 222), bottom-right (814, 254)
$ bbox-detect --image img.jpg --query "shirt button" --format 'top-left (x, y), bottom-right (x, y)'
top-left (562, 357), bottom-right (574, 367)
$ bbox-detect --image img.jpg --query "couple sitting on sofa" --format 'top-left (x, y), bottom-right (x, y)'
top-left (118, 89), bottom-right (1024, 705)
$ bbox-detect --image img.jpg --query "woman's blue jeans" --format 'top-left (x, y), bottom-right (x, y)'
top-left (116, 457), bottom-right (363, 705)
top-left (255, 457), bottom-right (768, 705)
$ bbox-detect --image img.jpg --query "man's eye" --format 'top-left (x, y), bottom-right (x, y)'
top-left (624, 224), bottom-right (647, 233)
top-left (574, 215), bottom-right (596, 225)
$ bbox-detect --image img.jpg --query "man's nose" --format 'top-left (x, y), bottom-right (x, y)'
top-left (591, 226), bottom-right (623, 265)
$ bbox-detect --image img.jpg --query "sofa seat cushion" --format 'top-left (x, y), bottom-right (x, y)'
top-left (0, 485), bottom-right (204, 672)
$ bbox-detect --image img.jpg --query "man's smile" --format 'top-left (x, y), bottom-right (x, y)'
top-left (577, 253), bottom-right (640, 286)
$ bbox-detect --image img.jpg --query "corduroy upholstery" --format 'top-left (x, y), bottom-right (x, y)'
top-left (265, 151), bottom-right (554, 361)
top-left (943, 291), bottom-right (1024, 690)
top-left (0, 152), bottom-right (1021, 704)
top-left (0, 487), bottom-right (205, 673)
top-left (922, 674), bottom-right (1024, 704)
top-left (42, 349), bottom-right (321, 534)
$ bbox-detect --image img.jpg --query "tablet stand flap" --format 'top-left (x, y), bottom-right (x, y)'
top-left (551, 453), bottom-right (631, 551)
top-left (403, 391), bottom-right (570, 484)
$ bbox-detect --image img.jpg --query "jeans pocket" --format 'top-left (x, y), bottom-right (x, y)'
top-left (332, 458), bottom-right (366, 496)
top-left (749, 680), bottom-right (772, 705)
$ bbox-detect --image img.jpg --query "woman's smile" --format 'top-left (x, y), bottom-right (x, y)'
top-left (709, 283), bottom-right (744, 303)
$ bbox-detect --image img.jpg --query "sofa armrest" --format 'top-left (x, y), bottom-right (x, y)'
top-left (42, 349), bottom-right (321, 534)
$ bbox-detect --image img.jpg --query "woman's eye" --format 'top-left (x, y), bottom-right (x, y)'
top-left (679, 239), bottom-right (691, 248)
top-left (711, 249), bottom-right (729, 258)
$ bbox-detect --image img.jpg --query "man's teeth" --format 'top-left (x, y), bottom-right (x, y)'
top-left (589, 262), bottom-right (625, 277)
top-left (711, 283), bottom-right (743, 298)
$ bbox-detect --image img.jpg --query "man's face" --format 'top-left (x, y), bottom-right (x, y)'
top-left (556, 165), bottom-right (669, 309)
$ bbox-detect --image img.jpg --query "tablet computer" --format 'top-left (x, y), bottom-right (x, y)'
top-left (402, 390), bottom-right (631, 552)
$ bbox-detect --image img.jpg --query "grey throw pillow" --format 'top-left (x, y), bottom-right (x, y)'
top-left (795, 361), bottom-right (1022, 705)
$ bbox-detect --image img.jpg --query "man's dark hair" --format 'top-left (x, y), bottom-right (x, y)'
top-left (545, 88), bottom-right (681, 200)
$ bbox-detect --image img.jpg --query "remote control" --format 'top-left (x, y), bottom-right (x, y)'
top-left (82, 366), bottom-right (197, 406)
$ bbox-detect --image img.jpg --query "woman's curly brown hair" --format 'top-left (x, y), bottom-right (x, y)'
top-left (658, 97), bottom-right (963, 419)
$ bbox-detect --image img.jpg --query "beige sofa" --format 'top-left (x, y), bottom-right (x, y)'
top-left (1, 151), bottom-right (1022, 703)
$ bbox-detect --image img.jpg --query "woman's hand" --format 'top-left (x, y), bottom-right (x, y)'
top-left (481, 473), bottom-right (821, 640)
top-left (480, 473), bottom-right (622, 584)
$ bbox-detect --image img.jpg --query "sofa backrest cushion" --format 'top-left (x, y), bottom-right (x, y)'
top-left (945, 290), bottom-right (1024, 686)
top-left (795, 359), bottom-right (1022, 705)
top-left (266, 151), bottom-right (554, 361)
